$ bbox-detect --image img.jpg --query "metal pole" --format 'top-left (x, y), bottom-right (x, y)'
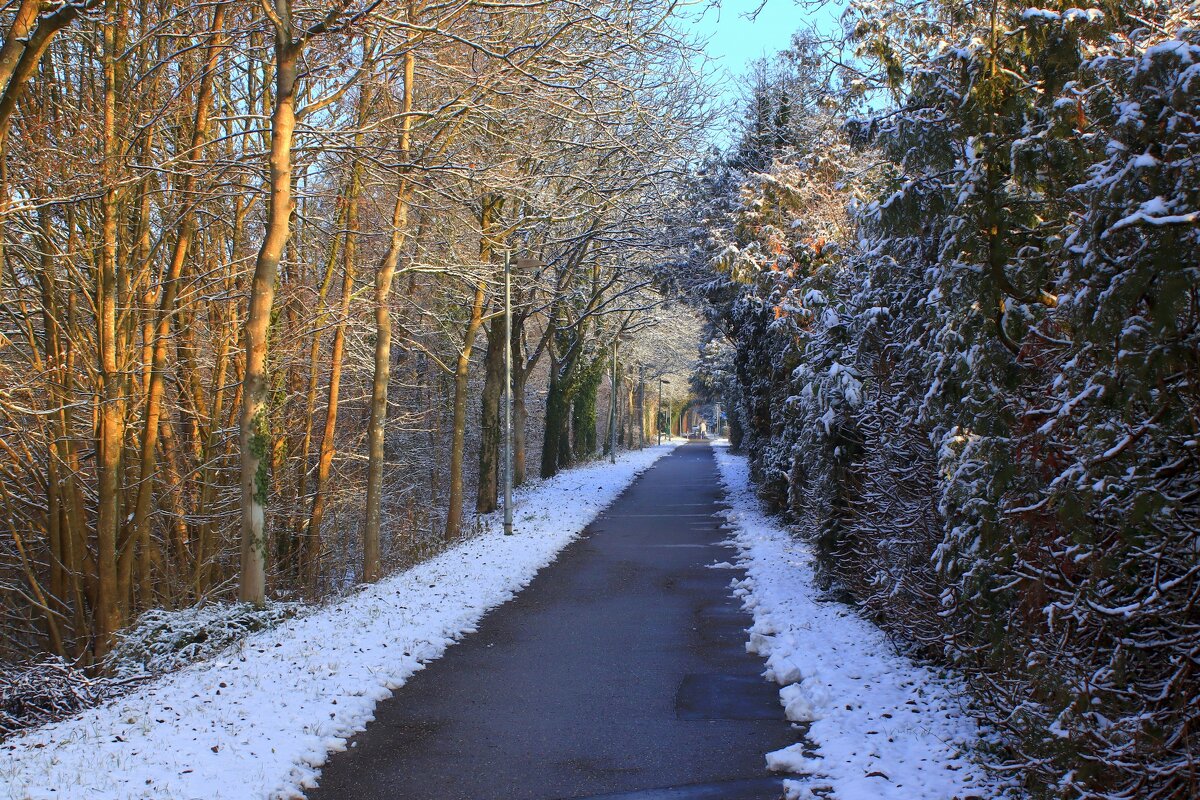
top-left (503, 249), bottom-right (513, 536)
top-left (609, 338), bottom-right (618, 463)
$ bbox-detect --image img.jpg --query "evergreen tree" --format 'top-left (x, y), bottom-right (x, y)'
top-left (688, 5), bottom-right (1200, 794)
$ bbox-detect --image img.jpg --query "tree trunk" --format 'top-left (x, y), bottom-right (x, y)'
top-left (94, 0), bottom-right (124, 659)
top-left (572, 356), bottom-right (603, 459)
top-left (475, 317), bottom-right (505, 513)
top-left (541, 355), bottom-right (570, 479)
top-left (513, 367), bottom-right (529, 486)
top-left (363, 33), bottom-right (415, 581)
top-left (0, 1), bottom-right (88, 147)
top-left (0, 2), bottom-right (40, 99)
top-left (444, 191), bottom-right (500, 539)
top-left (445, 278), bottom-right (488, 540)
top-left (636, 369), bottom-right (645, 448)
top-left (239, 21), bottom-right (300, 606)
top-left (36, 208), bottom-right (66, 617)
top-left (510, 305), bottom-right (550, 487)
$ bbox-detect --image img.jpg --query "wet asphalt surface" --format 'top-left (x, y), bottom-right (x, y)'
top-left (306, 443), bottom-right (798, 800)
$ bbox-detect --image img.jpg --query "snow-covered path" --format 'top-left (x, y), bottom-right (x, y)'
top-left (306, 442), bottom-right (794, 800)
top-left (2, 442), bottom-right (1002, 800)
top-left (713, 445), bottom-right (1000, 800)
top-left (0, 445), bottom-right (677, 800)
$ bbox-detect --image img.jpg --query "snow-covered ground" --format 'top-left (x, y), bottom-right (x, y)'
top-left (0, 444), bottom-right (677, 800)
top-left (712, 445), bottom-right (1002, 800)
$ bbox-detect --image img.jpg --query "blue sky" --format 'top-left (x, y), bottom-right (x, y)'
top-left (690, 0), bottom-right (802, 79)
top-left (682, 0), bottom-right (844, 143)
top-left (686, 0), bottom-right (843, 82)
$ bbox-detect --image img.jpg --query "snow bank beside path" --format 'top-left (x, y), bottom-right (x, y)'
top-left (0, 444), bottom-right (677, 800)
top-left (713, 446), bottom-right (1001, 800)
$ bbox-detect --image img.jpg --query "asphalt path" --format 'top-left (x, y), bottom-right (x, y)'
top-left (307, 442), bottom-right (798, 800)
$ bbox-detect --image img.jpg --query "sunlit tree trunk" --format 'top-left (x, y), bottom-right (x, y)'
top-left (94, 0), bottom-right (125, 659)
top-left (240, 5), bottom-right (301, 605)
top-left (0, 2), bottom-right (39, 97)
top-left (363, 29), bottom-right (416, 581)
top-left (0, 1), bottom-right (92, 147)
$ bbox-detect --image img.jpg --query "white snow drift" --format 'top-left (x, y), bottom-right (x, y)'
top-left (713, 444), bottom-right (1002, 800)
top-left (0, 444), bottom-right (677, 800)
